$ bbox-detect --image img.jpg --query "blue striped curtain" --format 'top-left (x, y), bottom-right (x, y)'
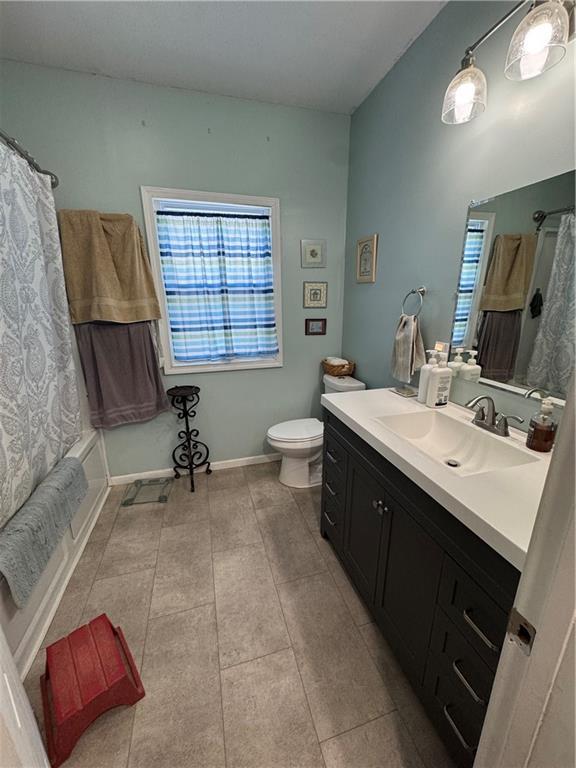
top-left (451, 221), bottom-right (487, 346)
top-left (156, 212), bottom-right (279, 363)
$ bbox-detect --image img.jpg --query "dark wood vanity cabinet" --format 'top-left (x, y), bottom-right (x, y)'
top-left (320, 410), bottom-right (521, 768)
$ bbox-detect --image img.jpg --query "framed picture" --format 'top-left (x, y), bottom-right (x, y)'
top-left (301, 239), bottom-right (327, 268)
top-left (356, 234), bottom-right (378, 283)
top-left (303, 281), bottom-right (327, 308)
top-left (305, 318), bottom-right (327, 336)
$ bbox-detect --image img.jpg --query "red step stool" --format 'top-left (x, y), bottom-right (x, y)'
top-left (41, 613), bottom-right (145, 768)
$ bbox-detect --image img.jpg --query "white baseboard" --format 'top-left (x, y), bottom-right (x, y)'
top-left (109, 452), bottom-right (281, 486)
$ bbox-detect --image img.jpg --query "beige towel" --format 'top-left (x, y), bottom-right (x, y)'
top-left (58, 210), bottom-right (161, 324)
top-left (391, 314), bottom-right (426, 384)
top-left (479, 234), bottom-right (536, 312)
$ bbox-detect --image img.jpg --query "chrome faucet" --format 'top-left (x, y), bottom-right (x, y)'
top-left (465, 395), bottom-right (524, 437)
top-left (525, 387), bottom-right (549, 399)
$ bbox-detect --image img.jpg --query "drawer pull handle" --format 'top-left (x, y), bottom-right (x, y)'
top-left (324, 511), bottom-right (336, 527)
top-left (463, 608), bottom-right (499, 653)
top-left (452, 660), bottom-right (485, 706)
top-left (326, 450), bottom-right (338, 465)
top-left (443, 705), bottom-right (475, 754)
top-left (325, 482), bottom-right (337, 498)
top-left (371, 499), bottom-right (387, 517)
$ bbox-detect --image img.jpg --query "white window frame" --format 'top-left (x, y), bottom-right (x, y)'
top-left (141, 186), bottom-right (283, 375)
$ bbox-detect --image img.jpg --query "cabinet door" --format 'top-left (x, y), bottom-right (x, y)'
top-left (375, 493), bottom-right (444, 683)
top-left (343, 458), bottom-right (388, 605)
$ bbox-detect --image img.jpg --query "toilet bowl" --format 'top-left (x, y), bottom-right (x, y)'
top-left (267, 373), bottom-right (366, 488)
top-left (267, 418), bottom-right (324, 488)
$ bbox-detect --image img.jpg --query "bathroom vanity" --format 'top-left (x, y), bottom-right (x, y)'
top-left (320, 389), bottom-right (551, 768)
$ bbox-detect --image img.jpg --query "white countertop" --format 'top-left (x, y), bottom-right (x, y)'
top-left (321, 388), bottom-right (551, 571)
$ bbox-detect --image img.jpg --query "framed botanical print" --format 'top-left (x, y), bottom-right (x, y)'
top-left (356, 234), bottom-right (378, 283)
top-left (303, 281), bottom-right (327, 308)
top-left (305, 318), bottom-right (327, 335)
top-left (301, 239), bottom-right (327, 268)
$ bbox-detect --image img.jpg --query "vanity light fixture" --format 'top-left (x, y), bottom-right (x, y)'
top-left (505, 0), bottom-right (570, 80)
top-left (441, 0), bottom-right (574, 125)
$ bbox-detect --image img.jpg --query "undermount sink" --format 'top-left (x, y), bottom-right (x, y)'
top-left (374, 409), bottom-right (540, 477)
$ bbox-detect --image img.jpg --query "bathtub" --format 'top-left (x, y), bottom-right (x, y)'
top-left (0, 430), bottom-right (109, 677)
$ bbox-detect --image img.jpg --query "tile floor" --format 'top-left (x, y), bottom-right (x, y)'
top-left (25, 463), bottom-right (456, 768)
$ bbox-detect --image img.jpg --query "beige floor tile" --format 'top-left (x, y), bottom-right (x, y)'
top-left (65, 539), bottom-right (107, 594)
top-left (255, 501), bottom-right (326, 584)
top-left (150, 520), bottom-right (214, 618)
top-left (41, 587), bottom-right (91, 648)
top-left (329, 557), bottom-right (373, 626)
top-left (321, 712), bottom-right (425, 768)
top-left (129, 604), bottom-right (225, 768)
top-left (82, 569), bottom-right (154, 669)
top-left (244, 461), bottom-right (281, 481)
top-left (360, 626), bottom-right (455, 768)
top-left (162, 481), bottom-right (210, 527)
top-left (207, 466), bottom-right (247, 491)
top-left (89, 486), bottom-right (125, 543)
top-left (278, 571), bottom-right (395, 741)
top-left (111, 503), bottom-right (164, 538)
top-left (213, 544), bottom-right (290, 668)
top-left (312, 529), bottom-right (342, 568)
top-left (221, 648), bottom-right (324, 768)
top-left (96, 529), bottom-right (160, 579)
top-left (209, 488), bottom-right (262, 552)
top-left (66, 707), bottom-right (135, 768)
top-left (291, 486), bottom-right (322, 533)
top-left (248, 476), bottom-right (294, 509)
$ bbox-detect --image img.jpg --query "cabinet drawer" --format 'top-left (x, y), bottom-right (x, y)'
top-left (429, 607), bottom-right (493, 716)
top-left (439, 557), bottom-right (509, 671)
top-left (423, 655), bottom-right (480, 768)
top-left (324, 460), bottom-right (346, 501)
top-left (324, 429), bottom-right (348, 478)
top-left (321, 493), bottom-right (343, 549)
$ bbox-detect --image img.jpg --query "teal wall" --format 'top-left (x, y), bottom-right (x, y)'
top-left (342, 1), bottom-right (574, 424)
top-left (0, 61), bottom-right (350, 475)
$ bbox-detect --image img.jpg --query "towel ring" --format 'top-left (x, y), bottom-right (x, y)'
top-left (401, 286), bottom-right (426, 318)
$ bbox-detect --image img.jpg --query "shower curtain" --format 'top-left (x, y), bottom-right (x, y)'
top-left (0, 144), bottom-right (81, 528)
top-left (527, 213), bottom-right (575, 398)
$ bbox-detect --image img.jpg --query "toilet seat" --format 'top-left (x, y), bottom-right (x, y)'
top-left (267, 418), bottom-right (323, 443)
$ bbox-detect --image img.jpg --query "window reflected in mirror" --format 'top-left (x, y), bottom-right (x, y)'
top-left (451, 171), bottom-right (575, 400)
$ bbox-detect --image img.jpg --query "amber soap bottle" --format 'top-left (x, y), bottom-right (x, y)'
top-left (526, 398), bottom-right (557, 453)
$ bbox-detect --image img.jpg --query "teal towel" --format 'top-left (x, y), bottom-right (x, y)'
top-left (0, 458), bottom-right (88, 607)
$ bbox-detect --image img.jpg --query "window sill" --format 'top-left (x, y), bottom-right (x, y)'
top-left (162, 357), bottom-right (283, 375)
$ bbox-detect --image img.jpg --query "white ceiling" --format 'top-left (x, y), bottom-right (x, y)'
top-left (0, 1), bottom-right (445, 114)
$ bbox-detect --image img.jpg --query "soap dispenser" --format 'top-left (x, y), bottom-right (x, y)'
top-left (460, 350), bottom-right (482, 382)
top-left (417, 350), bottom-right (438, 404)
top-left (447, 348), bottom-right (465, 376)
top-left (425, 353), bottom-right (452, 408)
top-left (526, 397), bottom-right (557, 453)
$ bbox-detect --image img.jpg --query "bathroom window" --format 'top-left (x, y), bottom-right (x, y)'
top-left (451, 212), bottom-right (494, 348)
top-left (141, 187), bottom-right (283, 374)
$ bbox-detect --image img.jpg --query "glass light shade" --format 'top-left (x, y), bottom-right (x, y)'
top-left (441, 64), bottom-right (487, 125)
top-left (505, 0), bottom-right (569, 81)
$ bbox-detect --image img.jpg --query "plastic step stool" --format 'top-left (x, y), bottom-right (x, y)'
top-left (41, 613), bottom-right (145, 767)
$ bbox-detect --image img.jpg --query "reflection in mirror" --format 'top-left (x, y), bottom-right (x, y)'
top-left (451, 171), bottom-right (575, 401)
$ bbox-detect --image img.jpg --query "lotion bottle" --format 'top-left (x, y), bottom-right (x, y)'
top-left (417, 350), bottom-right (438, 404)
top-left (426, 354), bottom-right (452, 408)
top-left (460, 350), bottom-right (482, 382)
top-left (447, 348), bottom-right (465, 377)
top-left (526, 398), bottom-right (557, 453)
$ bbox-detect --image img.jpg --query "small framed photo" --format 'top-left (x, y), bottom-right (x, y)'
top-left (303, 281), bottom-right (327, 308)
top-left (305, 318), bottom-right (327, 336)
top-left (301, 239), bottom-right (327, 268)
top-left (356, 234), bottom-right (379, 283)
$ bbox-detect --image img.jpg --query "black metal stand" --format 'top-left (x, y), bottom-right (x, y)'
top-left (167, 385), bottom-right (211, 492)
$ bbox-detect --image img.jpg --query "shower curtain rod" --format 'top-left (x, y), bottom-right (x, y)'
top-left (0, 128), bottom-right (59, 189)
top-left (533, 205), bottom-right (575, 231)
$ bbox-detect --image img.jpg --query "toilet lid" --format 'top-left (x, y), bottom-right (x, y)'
top-left (267, 418), bottom-right (324, 442)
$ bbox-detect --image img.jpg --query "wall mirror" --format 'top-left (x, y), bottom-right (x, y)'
top-left (451, 170), bottom-right (575, 402)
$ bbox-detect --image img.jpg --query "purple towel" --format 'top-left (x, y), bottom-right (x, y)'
top-left (75, 322), bottom-right (170, 429)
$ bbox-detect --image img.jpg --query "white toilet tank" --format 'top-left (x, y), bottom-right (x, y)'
top-left (323, 374), bottom-right (366, 394)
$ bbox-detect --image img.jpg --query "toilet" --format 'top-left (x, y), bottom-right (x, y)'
top-left (267, 374), bottom-right (366, 488)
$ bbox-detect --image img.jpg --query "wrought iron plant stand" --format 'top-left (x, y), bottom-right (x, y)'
top-left (166, 385), bottom-right (211, 492)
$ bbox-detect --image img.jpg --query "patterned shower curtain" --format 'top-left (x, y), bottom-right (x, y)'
top-left (156, 212), bottom-right (279, 363)
top-left (0, 144), bottom-right (81, 528)
top-left (527, 213), bottom-right (575, 398)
